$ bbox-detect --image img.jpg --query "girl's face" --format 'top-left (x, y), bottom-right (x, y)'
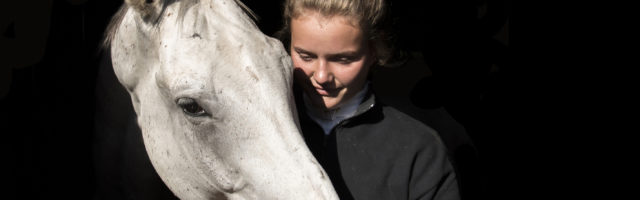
top-left (290, 11), bottom-right (375, 110)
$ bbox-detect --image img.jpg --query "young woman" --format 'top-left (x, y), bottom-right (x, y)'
top-left (277, 0), bottom-right (461, 199)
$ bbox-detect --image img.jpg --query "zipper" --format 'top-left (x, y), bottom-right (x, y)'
top-left (320, 94), bottom-right (376, 148)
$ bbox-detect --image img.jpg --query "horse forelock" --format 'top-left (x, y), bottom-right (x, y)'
top-left (102, 0), bottom-right (258, 50)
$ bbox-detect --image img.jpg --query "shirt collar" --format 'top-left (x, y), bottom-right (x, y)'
top-left (303, 83), bottom-right (370, 135)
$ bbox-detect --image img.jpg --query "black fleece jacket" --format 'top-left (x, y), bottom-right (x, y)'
top-left (295, 87), bottom-right (461, 200)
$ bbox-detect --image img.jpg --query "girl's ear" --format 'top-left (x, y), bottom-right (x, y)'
top-left (371, 37), bottom-right (409, 68)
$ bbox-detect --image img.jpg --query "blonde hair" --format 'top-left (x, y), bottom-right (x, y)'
top-left (276, 0), bottom-right (405, 67)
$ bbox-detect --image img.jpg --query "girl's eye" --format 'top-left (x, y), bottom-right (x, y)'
top-left (176, 98), bottom-right (208, 117)
top-left (339, 57), bottom-right (352, 63)
top-left (333, 56), bottom-right (355, 64)
top-left (299, 54), bottom-right (312, 61)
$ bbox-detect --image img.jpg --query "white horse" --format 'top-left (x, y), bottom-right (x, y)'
top-left (104, 0), bottom-right (338, 199)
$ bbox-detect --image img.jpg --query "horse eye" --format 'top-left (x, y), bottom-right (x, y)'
top-left (176, 98), bottom-right (208, 117)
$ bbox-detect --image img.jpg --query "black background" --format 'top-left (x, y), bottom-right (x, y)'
top-left (2, 0), bottom-right (624, 200)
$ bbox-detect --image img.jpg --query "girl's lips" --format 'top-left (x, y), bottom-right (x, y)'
top-left (314, 87), bottom-right (337, 96)
top-left (315, 88), bottom-right (329, 96)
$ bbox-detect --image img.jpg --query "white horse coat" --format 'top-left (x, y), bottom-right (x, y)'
top-left (107, 0), bottom-right (338, 199)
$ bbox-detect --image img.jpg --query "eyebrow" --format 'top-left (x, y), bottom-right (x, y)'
top-left (293, 47), bottom-right (315, 56)
top-left (293, 47), bottom-right (359, 57)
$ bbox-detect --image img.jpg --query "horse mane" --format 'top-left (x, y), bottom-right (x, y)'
top-left (102, 0), bottom-right (258, 50)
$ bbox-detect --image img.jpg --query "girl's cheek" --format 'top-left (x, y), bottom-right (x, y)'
top-left (291, 57), bottom-right (303, 68)
top-left (292, 61), bottom-right (310, 74)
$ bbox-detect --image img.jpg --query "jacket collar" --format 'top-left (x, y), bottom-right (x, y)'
top-left (294, 82), bottom-right (379, 124)
top-left (352, 83), bottom-right (376, 118)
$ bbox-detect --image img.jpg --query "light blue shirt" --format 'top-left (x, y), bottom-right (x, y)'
top-left (303, 83), bottom-right (369, 135)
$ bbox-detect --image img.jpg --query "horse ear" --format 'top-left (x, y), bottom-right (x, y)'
top-left (125, 0), bottom-right (163, 22)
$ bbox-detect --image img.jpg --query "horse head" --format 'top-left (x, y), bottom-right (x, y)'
top-left (108, 0), bottom-right (338, 199)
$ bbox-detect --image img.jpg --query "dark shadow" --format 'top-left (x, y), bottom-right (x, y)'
top-left (388, 0), bottom-right (511, 199)
top-left (94, 52), bottom-right (178, 200)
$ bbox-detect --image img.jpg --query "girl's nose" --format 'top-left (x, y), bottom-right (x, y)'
top-left (313, 60), bottom-right (333, 85)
